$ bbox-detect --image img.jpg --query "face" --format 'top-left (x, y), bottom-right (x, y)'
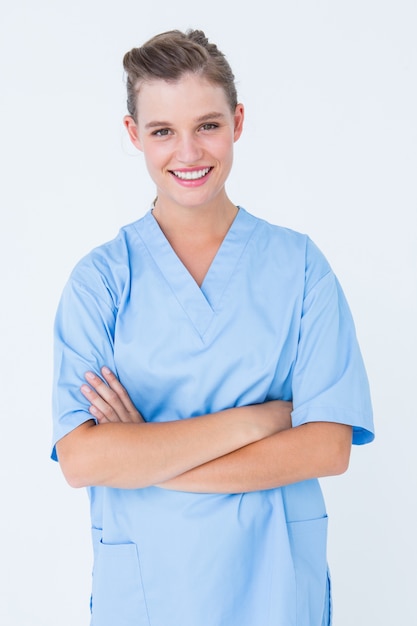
top-left (124, 73), bottom-right (244, 213)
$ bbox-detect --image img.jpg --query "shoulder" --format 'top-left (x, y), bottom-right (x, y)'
top-left (67, 214), bottom-right (148, 307)
top-left (240, 207), bottom-right (332, 286)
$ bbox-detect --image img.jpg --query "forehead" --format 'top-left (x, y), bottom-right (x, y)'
top-left (136, 73), bottom-right (231, 123)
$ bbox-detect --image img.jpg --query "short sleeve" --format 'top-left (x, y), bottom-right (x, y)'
top-left (290, 243), bottom-right (374, 445)
top-left (51, 269), bottom-right (118, 461)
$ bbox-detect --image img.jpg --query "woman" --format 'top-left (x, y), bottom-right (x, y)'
top-left (52, 29), bottom-right (374, 626)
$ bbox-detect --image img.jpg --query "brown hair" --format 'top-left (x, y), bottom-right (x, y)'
top-left (123, 29), bottom-right (238, 120)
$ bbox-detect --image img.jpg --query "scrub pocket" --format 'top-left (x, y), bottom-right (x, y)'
top-left (322, 569), bottom-right (332, 626)
top-left (90, 533), bottom-right (150, 626)
top-left (287, 515), bottom-right (330, 626)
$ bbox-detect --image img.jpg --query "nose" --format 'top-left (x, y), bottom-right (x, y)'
top-left (176, 133), bottom-right (203, 164)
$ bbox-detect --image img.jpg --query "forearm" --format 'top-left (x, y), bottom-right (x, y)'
top-left (158, 422), bottom-right (352, 493)
top-left (57, 402), bottom-right (290, 489)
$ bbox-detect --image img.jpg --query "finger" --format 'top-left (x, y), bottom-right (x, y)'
top-left (101, 367), bottom-right (138, 411)
top-left (100, 367), bottom-right (144, 423)
top-left (84, 371), bottom-right (129, 415)
top-left (83, 371), bottom-right (143, 423)
top-left (88, 404), bottom-right (111, 424)
top-left (81, 383), bottom-right (122, 423)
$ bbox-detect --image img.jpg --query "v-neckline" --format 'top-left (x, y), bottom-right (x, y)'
top-left (134, 207), bottom-right (258, 339)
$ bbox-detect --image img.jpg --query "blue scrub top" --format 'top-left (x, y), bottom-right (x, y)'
top-left (52, 207), bottom-right (374, 626)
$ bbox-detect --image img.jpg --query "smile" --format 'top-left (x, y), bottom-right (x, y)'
top-left (171, 167), bottom-right (212, 180)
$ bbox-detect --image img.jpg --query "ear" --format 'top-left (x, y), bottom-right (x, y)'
top-left (123, 115), bottom-right (143, 151)
top-left (233, 104), bottom-right (245, 142)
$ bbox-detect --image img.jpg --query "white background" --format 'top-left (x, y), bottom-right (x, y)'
top-left (1, 1), bottom-right (416, 624)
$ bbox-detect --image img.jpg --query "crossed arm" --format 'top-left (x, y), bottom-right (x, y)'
top-left (56, 368), bottom-right (352, 493)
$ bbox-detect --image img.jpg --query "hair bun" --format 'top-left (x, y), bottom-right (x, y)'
top-left (186, 29), bottom-right (209, 47)
top-left (122, 29), bottom-right (237, 119)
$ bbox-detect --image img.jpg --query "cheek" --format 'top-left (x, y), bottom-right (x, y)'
top-left (217, 138), bottom-right (234, 166)
top-left (142, 144), bottom-right (166, 170)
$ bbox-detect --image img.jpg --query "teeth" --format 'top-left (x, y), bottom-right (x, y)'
top-left (172, 168), bottom-right (210, 180)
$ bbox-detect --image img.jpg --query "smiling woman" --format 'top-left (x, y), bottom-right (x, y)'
top-left (123, 74), bottom-right (244, 221)
top-left (52, 28), bottom-right (374, 626)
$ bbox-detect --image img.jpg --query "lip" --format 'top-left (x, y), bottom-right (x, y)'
top-left (169, 166), bottom-right (213, 187)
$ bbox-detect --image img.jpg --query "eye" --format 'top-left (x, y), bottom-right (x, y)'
top-left (152, 128), bottom-right (171, 137)
top-left (200, 123), bottom-right (219, 131)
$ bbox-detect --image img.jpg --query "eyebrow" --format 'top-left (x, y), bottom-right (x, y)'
top-left (144, 111), bottom-right (227, 130)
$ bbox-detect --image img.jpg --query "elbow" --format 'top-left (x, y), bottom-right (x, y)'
top-left (55, 422), bottom-right (97, 489)
top-left (62, 474), bottom-right (86, 489)
top-left (326, 427), bottom-right (352, 476)
top-left (58, 450), bottom-right (91, 489)
top-left (330, 448), bottom-right (350, 476)
top-left (308, 422), bottom-right (352, 478)
top-left (63, 469), bottom-right (90, 490)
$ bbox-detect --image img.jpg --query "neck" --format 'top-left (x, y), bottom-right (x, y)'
top-left (151, 197), bottom-right (239, 287)
top-left (152, 196), bottom-right (238, 244)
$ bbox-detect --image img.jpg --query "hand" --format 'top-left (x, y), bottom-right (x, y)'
top-left (254, 400), bottom-right (293, 437)
top-left (81, 367), bottom-right (144, 424)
